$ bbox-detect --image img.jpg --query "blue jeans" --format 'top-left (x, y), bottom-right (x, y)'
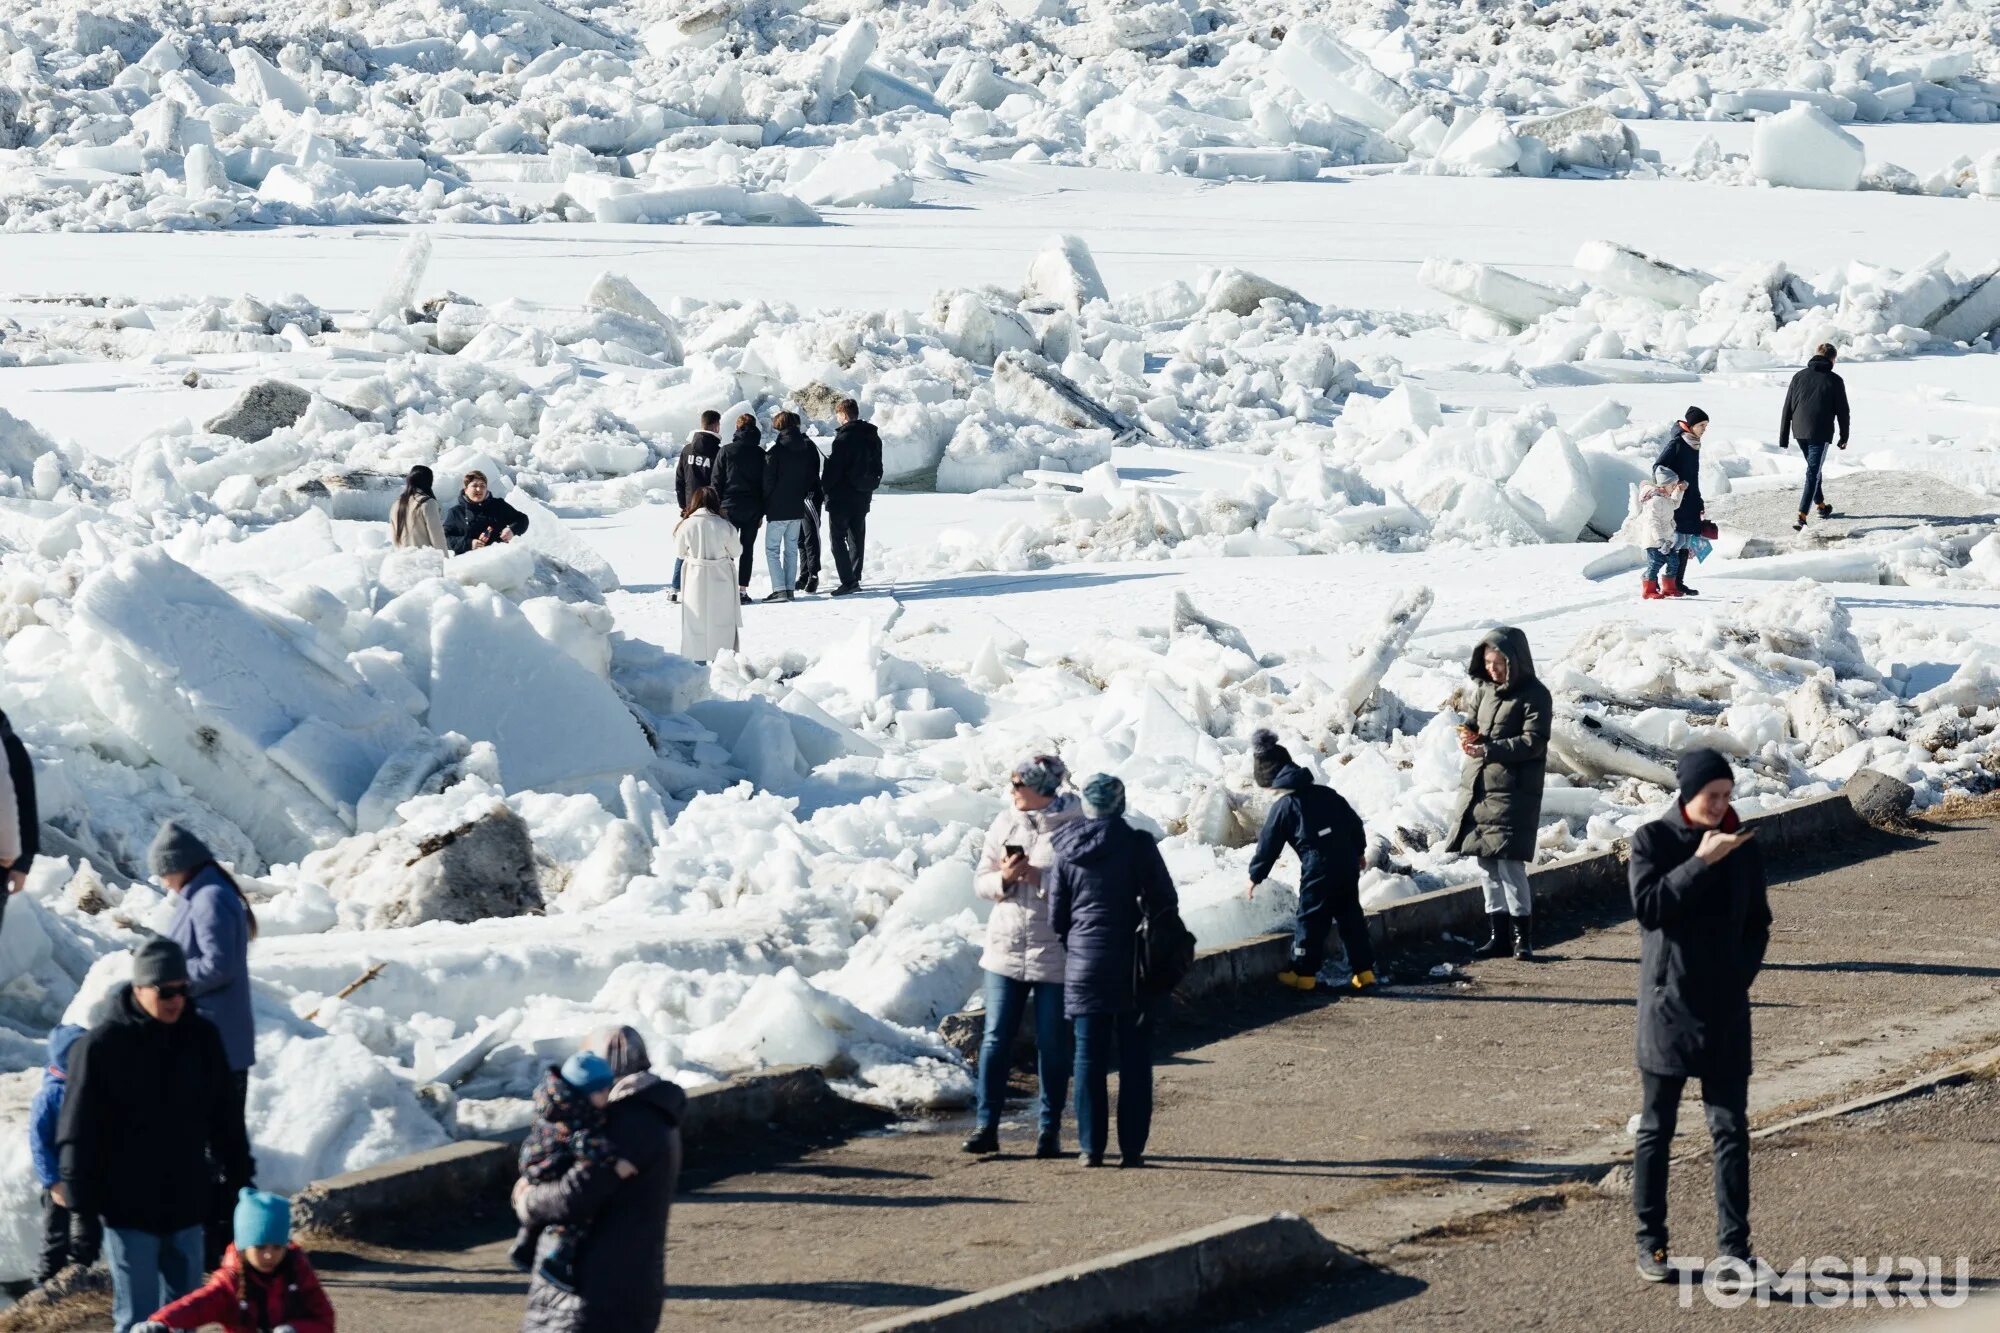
top-left (974, 971), bottom-right (1072, 1135)
top-left (1798, 441), bottom-right (1829, 514)
top-left (764, 519), bottom-right (801, 593)
top-left (1072, 1009), bottom-right (1155, 1160)
top-left (1644, 546), bottom-right (1675, 582)
top-left (105, 1224), bottom-right (203, 1333)
top-left (671, 557), bottom-right (683, 593)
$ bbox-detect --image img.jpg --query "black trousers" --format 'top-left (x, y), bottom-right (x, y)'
top-left (732, 518), bottom-right (761, 589)
top-left (796, 502), bottom-right (823, 591)
top-left (1634, 1070), bottom-right (1750, 1258)
top-left (1292, 874), bottom-right (1372, 977)
top-left (204, 1069), bottom-right (252, 1269)
top-left (38, 1191), bottom-right (103, 1283)
top-left (828, 506), bottom-right (867, 589)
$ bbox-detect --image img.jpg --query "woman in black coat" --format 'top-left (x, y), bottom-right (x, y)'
top-left (1626, 748), bottom-right (1770, 1286)
top-left (1047, 775), bottom-right (1178, 1169)
top-left (709, 416), bottom-right (766, 598)
top-left (516, 1026), bottom-right (687, 1333)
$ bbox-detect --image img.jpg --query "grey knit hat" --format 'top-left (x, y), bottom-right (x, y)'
top-left (132, 935), bottom-right (189, 989)
top-left (590, 1024), bottom-right (653, 1078)
top-left (1080, 773), bottom-right (1126, 819)
top-left (148, 820), bottom-right (213, 878)
top-left (1010, 753), bottom-right (1068, 798)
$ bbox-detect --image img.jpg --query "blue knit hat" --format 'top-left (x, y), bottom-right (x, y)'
top-left (561, 1050), bottom-right (615, 1095)
top-left (233, 1187), bottom-right (292, 1249)
top-left (1080, 773), bottom-right (1126, 819)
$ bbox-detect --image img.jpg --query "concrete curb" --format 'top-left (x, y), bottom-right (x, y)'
top-left (848, 1213), bottom-right (1347, 1333)
top-left (293, 1063), bottom-right (847, 1241)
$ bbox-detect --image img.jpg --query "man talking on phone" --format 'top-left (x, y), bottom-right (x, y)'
top-left (1626, 748), bottom-right (1771, 1292)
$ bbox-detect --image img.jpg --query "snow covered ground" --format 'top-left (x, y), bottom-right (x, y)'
top-left (1, 0), bottom-right (2000, 1286)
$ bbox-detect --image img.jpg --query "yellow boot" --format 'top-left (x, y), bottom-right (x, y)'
top-left (1276, 970), bottom-right (1317, 992)
top-left (1350, 969), bottom-right (1378, 994)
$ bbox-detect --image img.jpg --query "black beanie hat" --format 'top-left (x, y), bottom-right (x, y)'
top-left (1682, 406), bottom-right (1709, 426)
top-left (132, 935), bottom-right (190, 989)
top-left (1676, 747), bottom-right (1734, 804)
top-left (1250, 729), bottom-right (1291, 786)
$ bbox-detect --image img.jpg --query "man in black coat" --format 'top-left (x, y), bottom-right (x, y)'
top-left (1652, 408), bottom-right (1709, 597)
top-left (1626, 748), bottom-right (1770, 1288)
top-left (0, 706), bottom-right (37, 934)
top-left (443, 470), bottom-right (530, 555)
top-left (59, 937), bottom-right (254, 1332)
top-left (517, 1025), bottom-right (687, 1333)
top-left (1244, 731), bottom-right (1372, 994)
top-left (670, 412), bottom-right (724, 603)
top-left (710, 418), bottom-right (766, 596)
top-left (821, 398), bottom-right (883, 596)
top-left (758, 412), bottom-right (822, 603)
top-left (1777, 343), bottom-right (1851, 532)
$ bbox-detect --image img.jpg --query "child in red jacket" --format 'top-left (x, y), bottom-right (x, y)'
top-left (134, 1188), bottom-right (334, 1333)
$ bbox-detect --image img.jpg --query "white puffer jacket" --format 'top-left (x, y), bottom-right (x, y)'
top-left (974, 793), bottom-right (1082, 984)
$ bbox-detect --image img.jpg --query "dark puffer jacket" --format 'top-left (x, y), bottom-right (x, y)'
top-left (444, 490), bottom-right (531, 554)
top-left (1047, 816), bottom-right (1179, 1018)
top-left (0, 706), bottom-right (37, 878)
top-left (760, 427), bottom-right (822, 522)
top-left (1652, 428), bottom-right (1704, 536)
top-left (1248, 764), bottom-right (1366, 893)
top-left (519, 1074), bottom-right (688, 1333)
top-left (1445, 627), bottom-right (1552, 863)
top-left (822, 419), bottom-right (884, 512)
top-left (1629, 803), bottom-right (1772, 1078)
top-left (710, 426), bottom-right (766, 526)
top-left (1779, 355), bottom-right (1850, 446)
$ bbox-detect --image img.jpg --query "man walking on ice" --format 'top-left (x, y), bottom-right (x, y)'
top-left (1778, 342), bottom-right (1851, 533)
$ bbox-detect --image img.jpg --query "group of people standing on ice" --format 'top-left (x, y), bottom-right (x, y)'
top-left (1638, 345), bottom-right (1853, 600)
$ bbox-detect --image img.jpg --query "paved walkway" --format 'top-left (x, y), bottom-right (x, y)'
top-left (1706, 469), bottom-right (1997, 553)
top-left (309, 817), bottom-right (2000, 1332)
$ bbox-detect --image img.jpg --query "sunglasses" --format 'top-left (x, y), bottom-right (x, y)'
top-left (153, 983), bottom-right (190, 1000)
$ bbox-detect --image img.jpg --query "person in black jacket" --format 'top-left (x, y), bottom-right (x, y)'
top-left (443, 470), bottom-right (529, 555)
top-left (710, 415), bottom-right (765, 599)
top-left (1778, 343), bottom-right (1851, 533)
top-left (1048, 775), bottom-right (1178, 1168)
top-left (1244, 731), bottom-right (1373, 994)
top-left (516, 1025), bottom-right (687, 1333)
top-left (670, 412), bottom-right (724, 603)
top-left (1626, 748), bottom-right (1770, 1289)
top-left (1652, 408), bottom-right (1709, 598)
top-left (758, 411), bottom-right (822, 603)
top-left (821, 399), bottom-right (884, 596)
top-left (59, 937), bottom-right (254, 1333)
top-left (0, 706), bottom-right (37, 933)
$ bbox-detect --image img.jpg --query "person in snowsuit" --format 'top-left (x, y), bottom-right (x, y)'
top-left (59, 937), bottom-right (254, 1333)
top-left (1048, 775), bottom-right (1178, 1168)
top-left (1448, 627), bottom-right (1552, 962)
top-left (443, 470), bottom-right (529, 555)
top-left (1652, 408), bottom-right (1709, 597)
top-left (135, 1188), bottom-right (335, 1333)
top-left (1628, 748), bottom-right (1770, 1289)
top-left (1244, 731), bottom-right (1373, 994)
top-left (0, 703), bottom-right (38, 932)
top-left (670, 411), bottom-right (723, 601)
top-left (510, 1052), bottom-right (636, 1291)
top-left (390, 466), bottom-right (446, 550)
top-left (710, 415), bottom-right (766, 600)
top-left (759, 411), bottom-right (822, 603)
top-left (152, 821), bottom-right (258, 1270)
top-left (964, 754), bottom-right (1083, 1159)
top-left (673, 487), bottom-right (742, 663)
top-left (31, 1024), bottom-right (100, 1285)
top-left (1778, 343), bottom-right (1850, 533)
top-left (1634, 466), bottom-right (1689, 601)
top-left (821, 398), bottom-right (884, 596)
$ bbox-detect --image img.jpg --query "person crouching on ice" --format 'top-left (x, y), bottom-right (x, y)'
top-left (133, 1188), bottom-right (335, 1333)
top-left (1244, 730), bottom-right (1375, 994)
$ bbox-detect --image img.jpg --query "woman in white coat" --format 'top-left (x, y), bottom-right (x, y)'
top-left (674, 487), bottom-right (742, 663)
top-left (963, 753), bottom-right (1082, 1159)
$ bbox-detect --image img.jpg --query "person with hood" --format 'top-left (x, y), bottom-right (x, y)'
top-left (758, 411), bottom-right (822, 603)
top-left (1048, 775), bottom-right (1178, 1169)
top-left (31, 1024), bottom-right (100, 1284)
top-left (443, 470), bottom-right (529, 555)
top-left (1447, 628), bottom-right (1551, 963)
top-left (59, 937), bottom-right (254, 1333)
top-left (709, 414), bottom-right (766, 600)
top-left (152, 821), bottom-right (257, 1268)
top-left (821, 398), bottom-right (884, 596)
top-left (1652, 409), bottom-right (1709, 597)
top-left (670, 411), bottom-right (724, 601)
top-left (390, 466), bottom-right (446, 550)
top-left (672, 487), bottom-right (741, 664)
top-left (135, 1188), bottom-right (335, 1333)
top-left (1628, 749), bottom-right (1770, 1289)
top-left (516, 1025), bottom-right (688, 1333)
top-left (1778, 343), bottom-right (1850, 533)
top-left (964, 754), bottom-right (1083, 1159)
top-left (1244, 731), bottom-right (1373, 994)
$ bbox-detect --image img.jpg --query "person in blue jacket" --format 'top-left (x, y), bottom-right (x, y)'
top-left (31, 1023), bottom-right (100, 1284)
top-left (1244, 730), bottom-right (1374, 994)
top-left (152, 821), bottom-right (258, 1267)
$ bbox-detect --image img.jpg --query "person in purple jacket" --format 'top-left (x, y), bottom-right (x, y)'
top-left (31, 1023), bottom-right (100, 1284)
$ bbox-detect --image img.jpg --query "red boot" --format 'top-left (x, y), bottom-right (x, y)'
top-left (1660, 576), bottom-right (1684, 598)
top-left (1642, 579), bottom-right (1662, 600)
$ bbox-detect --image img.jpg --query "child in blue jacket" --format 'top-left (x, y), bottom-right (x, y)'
top-left (31, 1023), bottom-right (101, 1284)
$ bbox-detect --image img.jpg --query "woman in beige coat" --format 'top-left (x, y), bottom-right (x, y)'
top-left (673, 487), bottom-right (742, 662)
top-left (391, 465), bottom-right (447, 550)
